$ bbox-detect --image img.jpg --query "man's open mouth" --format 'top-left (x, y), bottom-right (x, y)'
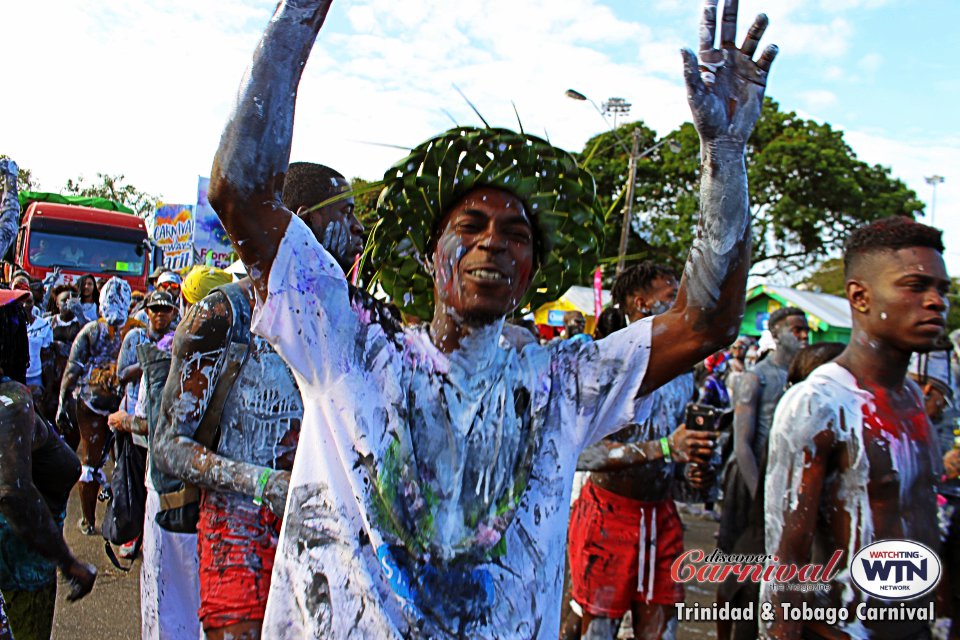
top-left (466, 267), bottom-right (508, 282)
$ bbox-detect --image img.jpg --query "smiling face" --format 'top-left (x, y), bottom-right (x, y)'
top-left (431, 187), bottom-right (535, 326)
top-left (849, 246), bottom-right (950, 353)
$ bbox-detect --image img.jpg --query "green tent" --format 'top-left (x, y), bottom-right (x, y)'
top-left (17, 191), bottom-right (134, 214)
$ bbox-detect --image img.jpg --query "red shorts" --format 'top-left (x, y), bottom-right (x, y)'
top-left (197, 490), bottom-right (281, 630)
top-left (568, 480), bottom-right (684, 616)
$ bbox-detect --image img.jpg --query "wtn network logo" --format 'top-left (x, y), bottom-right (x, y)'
top-left (850, 540), bottom-right (941, 601)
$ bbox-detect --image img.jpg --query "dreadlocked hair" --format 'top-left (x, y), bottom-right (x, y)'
top-left (844, 216), bottom-right (944, 276)
top-left (610, 261), bottom-right (678, 308)
top-left (282, 162), bottom-right (348, 213)
top-left (0, 303), bottom-right (30, 384)
top-left (769, 306), bottom-right (806, 333)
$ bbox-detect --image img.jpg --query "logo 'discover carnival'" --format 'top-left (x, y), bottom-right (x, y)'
top-left (850, 540), bottom-right (941, 601)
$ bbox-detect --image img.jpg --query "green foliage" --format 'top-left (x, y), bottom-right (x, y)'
top-left (350, 176), bottom-right (381, 229)
top-left (62, 173), bottom-right (158, 217)
top-left (578, 98), bottom-right (924, 282)
top-left (796, 258), bottom-right (845, 296)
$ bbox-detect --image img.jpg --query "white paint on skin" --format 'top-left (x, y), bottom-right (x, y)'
top-left (321, 218), bottom-right (351, 265)
top-left (763, 363), bottom-right (874, 620)
top-left (99, 277), bottom-right (131, 326)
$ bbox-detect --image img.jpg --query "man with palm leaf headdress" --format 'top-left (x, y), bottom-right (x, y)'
top-left (205, 0), bottom-right (778, 637)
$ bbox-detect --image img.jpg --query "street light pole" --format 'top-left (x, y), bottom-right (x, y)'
top-left (616, 134), bottom-right (681, 275)
top-left (617, 129), bottom-right (642, 276)
top-left (925, 175), bottom-right (945, 227)
top-left (566, 88), bottom-right (680, 274)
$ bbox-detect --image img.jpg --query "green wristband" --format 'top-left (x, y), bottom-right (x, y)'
top-left (252, 468), bottom-right (273, 506)
top-left (660, 437), bottom-right (671, 460)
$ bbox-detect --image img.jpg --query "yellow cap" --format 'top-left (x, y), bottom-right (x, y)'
top-left (182, 266), bottom-right (232, 304)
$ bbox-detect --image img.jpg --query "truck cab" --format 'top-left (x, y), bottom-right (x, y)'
top-left (9, 194), bottom-right (158, 292)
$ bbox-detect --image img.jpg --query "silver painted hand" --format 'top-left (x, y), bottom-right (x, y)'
top-left (681, 0), bottom-right (778, 146)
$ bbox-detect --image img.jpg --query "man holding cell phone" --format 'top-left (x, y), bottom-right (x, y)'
top-left (566, 262), bottom-right (720, 639)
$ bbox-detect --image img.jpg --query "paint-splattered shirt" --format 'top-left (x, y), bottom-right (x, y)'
top-left (255, 217), bottom-right (654, 639)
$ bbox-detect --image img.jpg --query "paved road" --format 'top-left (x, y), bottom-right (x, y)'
top-left (53, 487), bottom-right (142, 640)
top-left (50, 488), bottom-right (722, 639)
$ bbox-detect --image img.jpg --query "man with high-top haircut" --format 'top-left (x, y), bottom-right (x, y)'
top-left (762, 217), bottom-right (948, 640)
top-left (207, 0), bottom-right (777, 636)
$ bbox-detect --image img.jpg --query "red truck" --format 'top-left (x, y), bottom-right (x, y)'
top-left (6, 192), bottom-right (163, 293)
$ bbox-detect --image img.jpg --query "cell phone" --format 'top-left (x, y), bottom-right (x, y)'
top-left (684, 402), bottom-right (725, 432)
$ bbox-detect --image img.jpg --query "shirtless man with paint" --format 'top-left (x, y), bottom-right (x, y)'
top-left (724, 306), bottom-right (808, 546)
top-left (152, 162), bottom-right (363, 640)
top-left (208, 0), bottom-right (776, 636)
top-left (566, 262), bottom-right (712, 639)
top-left (762, 217), bottom-right (948, 640)
top-left (718, 306), bottom-right (807, 640)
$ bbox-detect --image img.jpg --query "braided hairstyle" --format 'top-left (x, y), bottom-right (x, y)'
top-left (0, 302), bottom-right (30, 384)
top-left (610, 261), bottom-right (678, 312)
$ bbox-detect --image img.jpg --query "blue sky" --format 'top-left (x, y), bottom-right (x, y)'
top-left (4, 0), bottom-right (958, 274)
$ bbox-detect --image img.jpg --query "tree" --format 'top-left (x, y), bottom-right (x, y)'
top-left (796, 258), bottom-right (845, 295)
top-left (577, 98), bottom-right (924, 281)
top-left (62, 172), bottom-right (159, 217)
top-left (349, 176), bottom-right (381, 229)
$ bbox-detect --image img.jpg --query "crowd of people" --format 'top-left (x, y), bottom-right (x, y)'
top-left (0, 0), bottom-right (957, 639)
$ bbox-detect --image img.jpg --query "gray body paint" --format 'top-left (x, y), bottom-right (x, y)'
top-left (745, 357), bottom-right (787, 461)
top-left (576, 373), bottom-right (694, 500)
top-left (217, 335), bottom-right (302, 469)
top-left (0, 159), bottom-right (19, 259)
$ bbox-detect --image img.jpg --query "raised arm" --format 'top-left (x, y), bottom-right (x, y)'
top-left (208, 0), bottom-right (333, 302)
top-left (0, 158), bottom-right (20, 258)
top-left (152, 295), bottom-right (288, 516)
top-left (641, 0), bottom-right (777, 394)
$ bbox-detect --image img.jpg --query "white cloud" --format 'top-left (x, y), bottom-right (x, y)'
top-left (799, 89), bottom-right (838, 110)
top-left (858, 52), bottom-right (883, 74)
top-left (2, 0), bottom-right (946, 283)
top-left (842, 129), bottom-right (960, 274)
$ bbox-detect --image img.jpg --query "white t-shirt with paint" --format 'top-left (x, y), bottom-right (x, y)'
top-left (26, 315), bottom-right (53, 380)
top-left (256, 216), bottom-right (654, 639)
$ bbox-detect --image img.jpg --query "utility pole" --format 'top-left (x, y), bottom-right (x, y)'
top-left (617, 129), bottom-right (641, 275)
top-left (925, 175), bottom-right (945, 227)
